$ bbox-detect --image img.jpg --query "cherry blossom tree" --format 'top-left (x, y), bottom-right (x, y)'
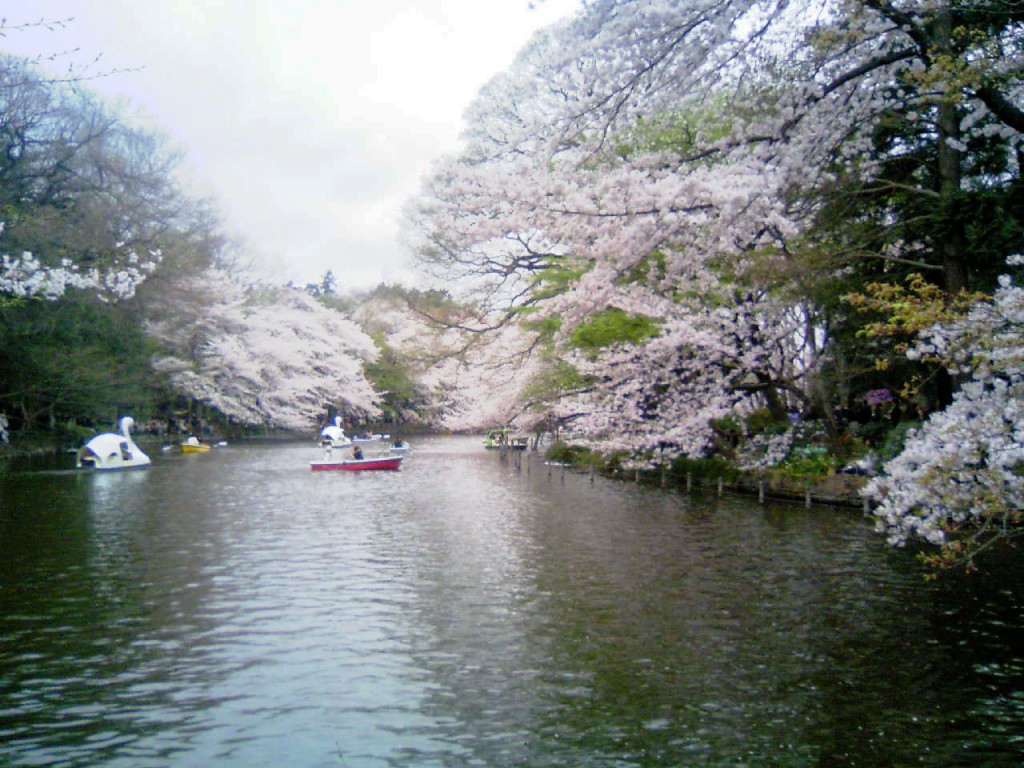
top-left (346, 286), bottom-right (459, 425)
top-left (865, 259), bottom-right (1024, 571)
top-left (344, 284), bottom-right (548, 431)
top-left (407, 1), bottom-right (832, 459)
top-left (147, 269), bottom-right (380, 431)
top-left (406, 0), bottom-right (1022, 474)
top-left (423, 320), bottom-right (550, 433)
top-left (0, 42), bottom-right (388, 435)
top-left (555, 296), bottom-right (816, 464)
top-left (402, 0), bottom-right (1024, 565)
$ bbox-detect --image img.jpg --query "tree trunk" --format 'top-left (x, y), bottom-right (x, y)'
top-left (936, 99), bottom-right (967, 293)
top-left (932, 7), bottom-right (967, 408)
top-left (934, 10), bottom-right (968, 295)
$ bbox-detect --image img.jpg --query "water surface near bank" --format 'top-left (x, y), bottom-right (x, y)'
top-left (1, 436), bottom-right (1021, 766)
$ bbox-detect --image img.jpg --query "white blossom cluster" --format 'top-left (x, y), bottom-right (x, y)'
top-left (866, 271), bottom-right (1024, 547)
top-left (147, 268), bottom-right (380, 430)
top-left (551, 292), bottom-right (809, 466)
top-left (98, 250), bottom-right (161, 300)
top-left (1, 252), bottom-right (101, 299)
top-left (1, 242), bottom-right (160, 301)
top-left (736, 429), bottom-right (795, 471)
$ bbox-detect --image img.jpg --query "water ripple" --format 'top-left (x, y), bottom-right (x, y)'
top-left (2, 437), bottom-right (1023, 766)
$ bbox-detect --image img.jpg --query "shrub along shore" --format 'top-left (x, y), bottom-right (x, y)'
top-left (537, 442), bottom-right (871, 509)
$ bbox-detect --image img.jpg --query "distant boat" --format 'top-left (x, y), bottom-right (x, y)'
top-left (353, 432), bottom-right (389, 444)
top-left (76, 417), bottom-right (152, 470)
top-left (310, 455), bottom-right (403, 472)
top-left (388, 439), bottom-right (411, 454)
top-left (179, 435), bottom-right (211, 454)
top-left (484, 428), bottom-right (528, 451)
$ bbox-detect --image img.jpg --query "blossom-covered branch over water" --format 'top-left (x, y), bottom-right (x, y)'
top-left (404, 0), bottom-right (1024, 566)
top-left (866, 261), bottom-right (1024, 567)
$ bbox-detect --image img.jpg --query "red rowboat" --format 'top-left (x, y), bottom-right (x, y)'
top-left (310, 455), bottom-right (403, 471)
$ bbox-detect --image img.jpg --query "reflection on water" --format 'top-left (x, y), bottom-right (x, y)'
top-left (1, 436), bottom-right (1022, 767)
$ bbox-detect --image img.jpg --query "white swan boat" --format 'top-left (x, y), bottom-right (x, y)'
top-left (76, 417), bottom-right (152, 470)
top-left (319, 416), bottom-right (352, 449)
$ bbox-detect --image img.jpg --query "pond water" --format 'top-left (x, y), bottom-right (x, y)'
top-left (1, 435), bottom-right (1022, 767)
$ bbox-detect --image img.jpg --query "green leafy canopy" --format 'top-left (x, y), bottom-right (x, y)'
top-left (570, 308), bottom-right (660, 353)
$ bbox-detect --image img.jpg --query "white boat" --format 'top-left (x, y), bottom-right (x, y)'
top-left (352, 432), bottom-right (389, 444)
top-left (76, 417), bottom-right (152, 470)
top-left (388, 439), bottom-right (411, 454)
top-left (319, 416), bottom-right (352, 449)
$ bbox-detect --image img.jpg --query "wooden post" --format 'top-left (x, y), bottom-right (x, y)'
top-left (686, 473), bottom-right (692, 492)
top-left (717, 477), bottom-right (723, 498)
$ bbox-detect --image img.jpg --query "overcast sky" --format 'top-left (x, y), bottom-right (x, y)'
top-left (0, 0), bottom-right (579, 290)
